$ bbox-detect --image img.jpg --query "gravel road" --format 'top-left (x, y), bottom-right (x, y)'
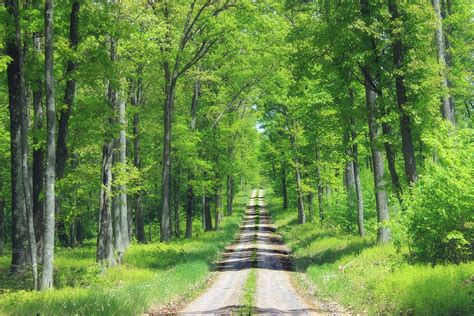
top-left (180, 190), bottom-right (322, 315)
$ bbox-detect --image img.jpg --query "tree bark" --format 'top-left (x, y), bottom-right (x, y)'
top-left (360, 0), bottom-right (390, 244)
top-left (214, 190), bottom-right (222, 230)
top-left (307, 193), bottom-right (314, 223)
top-left (226, 175), bottom-right (233, 216)
top-left (160, 63), bottom-right (175, 242)
top-left (97, 142), bottom-right (116, 266)
top-left (290, 134), bottom-right (305, 225)
top-left (364, 74), bottom-right (390, 243)
top-left (131, 70), bottom-right (145, 243)
top-left (5, 0), bottom-right (37, 286)
top-left (32, 23), bottom-right (44, 261)
top-left (432, 0), bottom-right (455, 124)
top-left (56, 0), bottom-right (79, 247)
top-left (204, 196), bottom-right (213, 232)
top-left (118, 99), bottom-right (129, 247)
top-left (184, 79), bottom-right (200, 238)
top-left (388, 0), bottom-right (417, 185)
top-left (40, 0), bottom-right (56, 290)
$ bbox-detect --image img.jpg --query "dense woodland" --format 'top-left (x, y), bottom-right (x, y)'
top-left (0, 0), bottom-right (472, 314)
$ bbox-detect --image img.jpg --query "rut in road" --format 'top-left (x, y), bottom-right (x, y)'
top-left (180, 189), bottom-right (321, 315)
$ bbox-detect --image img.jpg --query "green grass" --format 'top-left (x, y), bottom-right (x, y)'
top-left (0, 192), bottom-right (249, 316)
top-left (268, 193), bottom-right (474, 315)
top-left (240, 268), bottom-right (257, 315)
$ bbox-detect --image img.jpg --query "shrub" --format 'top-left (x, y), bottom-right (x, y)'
top-left (405, 132), bottom-right (474, 264)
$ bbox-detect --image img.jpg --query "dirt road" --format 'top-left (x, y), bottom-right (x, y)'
top-left (180, 190), bottom-right (320, 315)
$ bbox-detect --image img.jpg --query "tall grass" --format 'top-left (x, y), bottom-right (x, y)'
top-left (268, 193), bottom-right (474, 315)
top-left (0, 192), bottom-right (249, 315)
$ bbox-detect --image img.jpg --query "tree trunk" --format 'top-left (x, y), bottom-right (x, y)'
top-left (364, 74), bottom-right (390, 243)
top-left (112, 171), bottom-right (124, 264)
top-left (432, 0), bottom-right (455, 124)
top-left (204, 196), bottom-right (213, 232)
top-left (184, 79), bottom-right (200, 238)
top-left (5, 0), bottom-right (37, 284)
top-left (214, 191), bottom-right (222, 230)
top-left (97, 142), bottom-right (116, 266)
top-left (290, 134), bottom-right (305, 225)
top-left (388, 0), bottom-right (418, 185)
top-left (226, 175), bottom-right (233, 216)
top-left (185, 185), bottom-right (194, 238)
top-left (118, 99), bottom-right (129, 247)
top-left (160, 66), bottom-right (175, 242)
top-left (307, 193), bottom-right (314, 223)
top-left (360, 0), bottom-right (391, 244)
top-left (32, 26), bottom-right (44, 262)
top-left (40, 0), bottom-right (56, 290)
top-left (132, 71), bottom-right (145, 243)
top-left (56, 0), bottom-right (79, 247)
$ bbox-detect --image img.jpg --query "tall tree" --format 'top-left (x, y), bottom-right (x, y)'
top-left (41, 0), bottom-right (56, 290)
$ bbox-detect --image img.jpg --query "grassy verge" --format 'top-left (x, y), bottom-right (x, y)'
top-left (267, 193), bottom-right (474, 315)
top-left (0, 192), bottom-right (249, 315)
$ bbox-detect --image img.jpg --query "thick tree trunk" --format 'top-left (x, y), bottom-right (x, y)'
top-left (97, 142), bottom-right (116, 266)
top-left (40, 0), bottom-right (56, 290)
top-left (32, 28), bottom-right (44, 261)
top-left (184, 79), bottom-right (200, 238)
top-left (214, 190), bottom-right (222, 230)
top-left (56, 0), bottom-right (79, 247)
top-left (364, 75), bottom-right (390, 244)
top-left (0, 199), bottom-right (5, 256)
top-left (432, 0), bottom-right (455, 124)
top-left (112, 169), bottom-right (124, 264)
top-left (204, 196), bottom-right (213, 232)
top-left (131, 72), bottom-right (145, 243)
top-left (388, 0), bottom-right (418, 185)
top-left (226, 175), bottom-right (233, 216)
top-left (360, 0), bottom-right (390, 244)
top-left (160, 67), bottom-right (175, 242)
top-left (118, 100), bottom-right (129, 247)
top-left (5, 0), bottom-right (37, 284)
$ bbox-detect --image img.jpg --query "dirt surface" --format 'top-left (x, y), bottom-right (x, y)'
top-left (180, 190), bottom-right (329, 315)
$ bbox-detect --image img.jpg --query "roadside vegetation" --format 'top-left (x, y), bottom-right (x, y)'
top-left (268, 192), bottom-right (474, 315)
top-left (0, 193), bottom-right (248, 315)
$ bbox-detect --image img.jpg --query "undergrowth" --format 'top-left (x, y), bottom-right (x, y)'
top-left (0, 192), bottom-right (249, 316)
top-left (268, 193), bottom-right (474, 315)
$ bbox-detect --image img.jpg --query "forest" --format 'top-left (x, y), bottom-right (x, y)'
top-left (0, 0), bottom-right (472, 315)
